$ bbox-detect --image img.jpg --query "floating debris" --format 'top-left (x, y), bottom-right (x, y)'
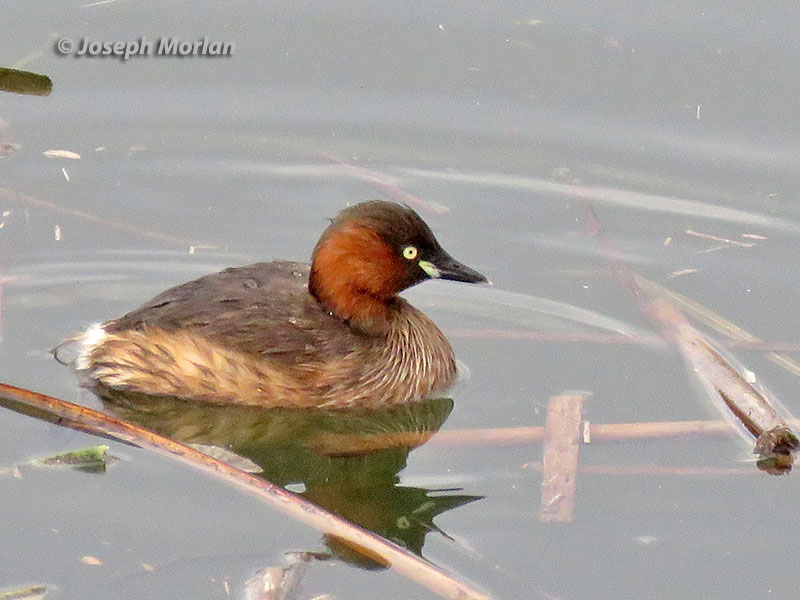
top-left (244, 552), bottom-right (328, 600)
top-left (42, 149), bottom-right (81, 160)
top-left (80, 0), bottom-right (121, 7)
top-left (0, 68), bottom-right (52, 96)
top-left (539, 394), bottom-right (587, 523)
top-left (188, 244), bottom-right (218, 255)
top-left (584, 203), bottom-right (798, 474)
top-left (668, 268), bottom-right (698, 279)
top-left (0, 141), bottom-right (21, 158)
top-left (646, 299), bottom-right (799, 474)
top-left (33, 444), bottom-right (111, 473)
top-left (187, 444), bottom-right (262, 473)
top-left (686, 229), bottom-right (754, 248)
top-left (0, 584), bottom-right (53, 600)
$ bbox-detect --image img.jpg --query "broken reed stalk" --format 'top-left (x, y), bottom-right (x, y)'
top-left (644, 299), bottom-right (799, 458)
top-left (529, 463), bottom-right (755, 476)
top-left (310, 417), bottom-right (773, 456)
top-left (632, 273), bottom-right (800, 378)
top-left (581, 201), bottom-right (799, 471)
top-left (0, 382), bottom-right (494, 600)
top-left (539, 394), bottom-right (585, 523)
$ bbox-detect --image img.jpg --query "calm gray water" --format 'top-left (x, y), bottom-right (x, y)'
top-left (2, 2), bottom-right (800, 599)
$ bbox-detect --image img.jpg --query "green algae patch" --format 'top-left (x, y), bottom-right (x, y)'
top-left (33, 445), bottom-right (111, 473)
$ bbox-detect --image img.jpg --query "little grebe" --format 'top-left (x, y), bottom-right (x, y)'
top-left (58, 200), bottom-right (487, 408)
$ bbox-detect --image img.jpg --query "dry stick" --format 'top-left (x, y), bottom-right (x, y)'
top-left (0, 382), bottom-right (494, 600)
top-left (310, 418), bottom-right (766, 456)
top-left (645, 299), bottom-right (799, 461)
top-left (633, 274), bottom-right (800, 377)
top-left (582, 203), bottom-right (799, 469)
top-left (0, 187), bottom-right (202, 248)
top-left (589, 419), bottom-right (737, 442)
top-left (539, 394), bottom-right (586, 523)
top-left (528, 463), bottom-right (755, 476)
top-left (724, 340), bottom-right (800, 352)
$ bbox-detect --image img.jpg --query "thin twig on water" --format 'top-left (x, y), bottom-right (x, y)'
top-left (685, 229), bottom-right (755, 248)
top-left (0, 187), bottom-right (203, 249)
top-left (321, 154), bottom-right (449, 215)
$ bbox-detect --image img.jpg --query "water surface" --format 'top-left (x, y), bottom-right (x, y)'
top-left (2, 2), bottom-right (800, 599)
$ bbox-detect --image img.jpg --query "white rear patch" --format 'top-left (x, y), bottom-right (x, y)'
top-left (69, 323), bottom-right (107, 370)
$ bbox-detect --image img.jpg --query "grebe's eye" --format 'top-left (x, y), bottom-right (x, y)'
top-left (402, 246), bottom-right (418, 260)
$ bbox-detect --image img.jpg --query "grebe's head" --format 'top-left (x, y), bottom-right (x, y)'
top-left (309, 200), bottom-right (487, 332)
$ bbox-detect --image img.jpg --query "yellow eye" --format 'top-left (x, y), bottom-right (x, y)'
top-left (402, 246), bottom-right (418, 260)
